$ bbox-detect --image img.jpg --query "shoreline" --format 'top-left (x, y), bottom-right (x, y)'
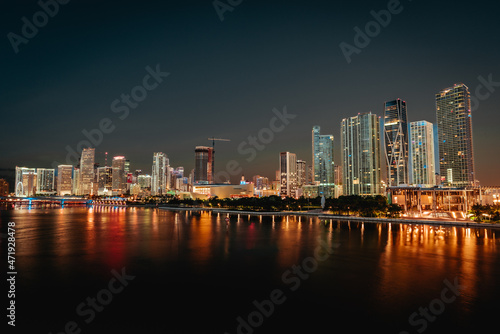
top-left (157, 206), bottom-right (500, 229)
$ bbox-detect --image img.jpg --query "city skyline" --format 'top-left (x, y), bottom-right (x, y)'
top-left (1, 1), bottom-right (499, 187)
top-left (2, 80), bottom-right (492, 197)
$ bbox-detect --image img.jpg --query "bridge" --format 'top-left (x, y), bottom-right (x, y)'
top-left (0, 196), bottom-right (90, 207)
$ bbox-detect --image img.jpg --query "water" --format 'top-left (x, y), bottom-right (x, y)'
top-left (1, 207), bottom-right (499, 333)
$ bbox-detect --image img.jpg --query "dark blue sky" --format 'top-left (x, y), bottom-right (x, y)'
top-left (1, 0), bottom-right (499, 186)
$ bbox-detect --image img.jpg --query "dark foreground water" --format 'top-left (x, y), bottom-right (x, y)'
top-left (1, 207), bottom-right (500, 333)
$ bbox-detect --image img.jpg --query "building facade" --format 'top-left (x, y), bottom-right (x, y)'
top-left (80, 148), bottom-right (95, 195)
top-left (312, 126), bottom-right (335, 197)
top-left (410, 121), bottom-right (435, 186)
top-left (112, 156), bottom-right (126, 195)
top-left (97, 166), bottom-right (113, 196)
top-left (279, 151), bottom-right (297, 198)
top-left (15, 167), bottom-right (37, 197)
top-left (341, 112), bottom-right (381, 195)
top-left (435, 83), bottom-right (475, 187)
top-left (384, 99), bottom-right (409, 186)
top-left (36, 168), bottom-right (55, 194)
top-left (57, 165), bottom-right (73, 196)
top-left (194, 146), bottom-right (214, 184)
top-left (151, 152), bottom-right (168, 196)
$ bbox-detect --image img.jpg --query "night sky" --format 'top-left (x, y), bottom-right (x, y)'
top-left (1, 0), bottom-right (499, 188)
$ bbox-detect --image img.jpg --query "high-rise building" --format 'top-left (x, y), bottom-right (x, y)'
top-left (80, 148), bottom-right (95, 195)
top-left (152, 152), bottom-right (168, 195)
top-left (253, 175), bottom-right (269, 190)
top-left (137, 174), bottom-right (152, 190)
top-left (194, 146), bottom-right (214, 184)
top-left (36, 168), bottom-right (55, 194)
top-left (296, 160), bottom-right (306, 187)
top-left (97, 166), bottom-right (113, 196)
top-left (57, 165), bottom-right (73, 196)
top-left (410, 121), bottom-right (436, 186)
top-left (0, 179), bottom-right (9, 196)
top-left (312, 126), bottom-right (335, 197)
top-left (112, 156), bottom-right (126, 195)
top-left (341, 112), bottom-right (381, 195)
top-left (280, 152), bottom-right (297, 198)
top-left (435, 83), bottom-right (475, 187)
top-left (73, 167), bottom-right (81, 195)
top-left (312, 126), bottom-right (335, 184)
top-left (384, 99), bottom-right (409, 186)
top-left (15, 167), bottom-right (37, 197)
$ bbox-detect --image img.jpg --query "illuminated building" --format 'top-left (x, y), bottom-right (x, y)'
top-left (341, 112), bottom-right (381, 195)
top-left (112, 156), bottom-right (126, 195)
top-left (152, 152), bottom-right (168, 195)
top-left (296, 160), bottom-right (306, 187)
top-left (192, 183), bottom-right (254, 199)
top-left (97, 166), bottom-right (113, 196)
top-left (194, 146), bottom-right (214, 184)
top-left (0, 179), bottom-right (9, 196)
top-left (253, 175), bottom-right (269, 190)
top-left (435, 83), bottom-right (475, 187)
top-left (36, 168), bottom-right (55, 194)
top-left (73, 167), bottom-right (81, 195)
top-left (280, 151), bottom-right (297, 198)
top-left (137, 174), bottom-right (151, 189)
top-left (15, 167), bottom-right (37, 197)
top-left (410, 121), bottom-right (435, 186)
top-left (57, 165), bottom-right (73, 196)
top-left (80, 148), bottom-right (95, 195)
top-left (384, 99), bottom-right (409, 186)
top-left (312, 126), bottom-right (335, 196)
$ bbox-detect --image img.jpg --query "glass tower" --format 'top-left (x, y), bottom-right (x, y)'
top-left (341, 112), bottom-right (381, 195)
top-left (435, 83), bottom-right (474, 187)
top-left (312, 126), bottom-right (335, 197)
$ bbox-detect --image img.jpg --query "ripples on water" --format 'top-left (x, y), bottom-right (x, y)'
top-left (1, 207), bottom-right (499, 333)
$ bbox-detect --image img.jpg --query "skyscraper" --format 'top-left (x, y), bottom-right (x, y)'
top-left (97, 166), bottom-right (113, 196)
top-left (57, 165), bottom-right (73, 196)
top-left (36, 168), bottom-right (55, 194)
top-left (435, 83), bottom-right (475, 187)
top-left (341, 112), bottom-right (381, 195)
top-left (410, 121), bottom-right (436, 186)
top-left (312, 126), bottom-right (335, 196)
top-left (151, 152), bottom-right (168, 196)
top-left (280, 151), bottom-right (297, 198)
top-left (296, 160), bottom-right (306, 187)
top-left (80, 148), bottom-right (95, 195)
top-left (194, 146), bottom-right (214, 184)
top-left (384, 99), bottom-right (409, 186)
top-left (112, 156), bottom-right (126, 195)
top-left (73, 167), bottom-right (81, 195)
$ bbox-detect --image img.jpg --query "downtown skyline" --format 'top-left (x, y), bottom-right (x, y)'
top-left (1, 0), bottom-right (499, 187)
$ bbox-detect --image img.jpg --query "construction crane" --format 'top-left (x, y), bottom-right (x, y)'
top-left (208, 138), bottom-right (230, 183)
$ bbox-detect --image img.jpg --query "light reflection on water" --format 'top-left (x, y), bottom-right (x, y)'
top-left (2, 207), bottom-right (499, 333)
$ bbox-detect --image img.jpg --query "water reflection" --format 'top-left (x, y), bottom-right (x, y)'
top-left (3, 207), bottom-right (500, 333)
